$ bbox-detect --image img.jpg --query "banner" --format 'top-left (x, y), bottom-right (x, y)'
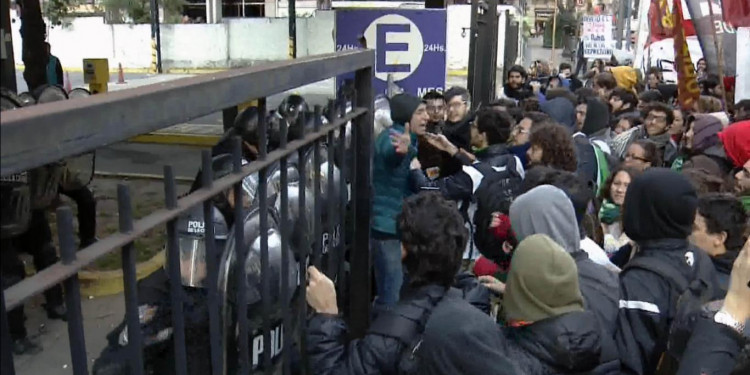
top-left (673, 0), bottom-right (700, 110)
top-left (649, 0), bottom-right (675, 42)
top-left (582, 15), bottom-right (614, 59)
top-left (722, 0), bottom-right (750, 28)
top-left (335, 9), bottom-right (447, 97)
top-left (683, 0), bottom-right (737, 77)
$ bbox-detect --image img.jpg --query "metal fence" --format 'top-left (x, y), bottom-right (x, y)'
top-left (1, 50), bottom-right (375, 375)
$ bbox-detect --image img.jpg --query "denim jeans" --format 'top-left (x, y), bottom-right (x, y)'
top-left (372, 237), bottom-right (403, 308)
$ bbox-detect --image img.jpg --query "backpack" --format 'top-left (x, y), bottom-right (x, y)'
top-left (367, 287), bottom-right (451, 375)
top-left (471, 155), bottom-right (524, 263)
top-left (622, 249), bottom-right (719, 375)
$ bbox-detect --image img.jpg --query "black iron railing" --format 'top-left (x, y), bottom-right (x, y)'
top-left (1, 50), bottom-right (375, 375)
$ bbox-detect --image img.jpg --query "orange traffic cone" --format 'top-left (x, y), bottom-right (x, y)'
top-left (117, 63), bottom-right (126, 84)
top-left (64, 71), bottom-right (72, 93)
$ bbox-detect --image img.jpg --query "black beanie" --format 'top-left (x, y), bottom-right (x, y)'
top-left (390, 93), bottom-right (424, 125)
top-left (623, 168), bottom-right (698, 241)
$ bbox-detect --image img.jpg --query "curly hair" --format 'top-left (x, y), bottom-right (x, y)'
top-left (697, 193), bottom-right (749, 253)
top-left (599, 166), bottom-right (643, 203)
top-left (398, 192), bottom-right (468, 288)
top-left (528, 123), bottom-right (578, 172)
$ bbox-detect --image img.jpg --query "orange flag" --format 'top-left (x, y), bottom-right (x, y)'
top-left (673, 0), bottom-right (700, 111)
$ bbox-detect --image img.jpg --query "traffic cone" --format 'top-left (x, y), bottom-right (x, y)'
top-left (117, 63), bottom-right (126, 84)
top-left (64, 71), bottom-right (72, 93)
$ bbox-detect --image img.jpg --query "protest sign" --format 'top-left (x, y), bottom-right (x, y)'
top-left (582, 15), bottom-right (614, 59)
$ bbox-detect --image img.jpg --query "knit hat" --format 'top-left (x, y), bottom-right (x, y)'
top-left (390, 93), bottom-right (424, 125)
top-left (718, 120), bottom-right (750, 168)
top-left (503, 234), bottom-right (584, 322)
top-left (610, 66), bottom-right (638, 94)
top-left (623, 168), bottom-right (698, 241)
top-left (690, 114), bottom-right (723, 153)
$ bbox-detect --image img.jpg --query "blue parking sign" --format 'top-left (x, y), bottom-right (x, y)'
top-left (336, 9), bottom-right (447, 97)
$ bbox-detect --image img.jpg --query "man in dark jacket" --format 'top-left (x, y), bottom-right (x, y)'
top-left (676, 241), bottom-right (750, 375)
top-left (441, 87), bottom-right (473, 177)
top-left (371, 93), bottom-right (429, 308)
top-left (574, 96), bottom-right (615, 190)
top-left (305, 192), bottom-right (518, 375)
top-left (502, 65), bottom-right (533, 101)
top-left (409, 109), bottom-right (523, 202)
top-left (501, 234), bottom-right (621, 374)
top-left (615, 168), bottom-right (722, 375)
top-left (418, 90), bottom-right (448, 177)
top-left (509, 185), bottom-right (620, 335)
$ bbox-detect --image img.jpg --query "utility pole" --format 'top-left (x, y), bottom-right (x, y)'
top-left (289, 0), bottom-right (297, 58)
top-left (1, 0), bottom-right (16, 92)
top-left (20, 0), bottom-right (47, 92)
top-left (467, 0), bottom-right (499, 110)
top-left (150, 0), bottom-right (162, 73)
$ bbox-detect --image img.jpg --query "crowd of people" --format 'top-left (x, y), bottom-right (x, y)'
top-left (304, 60), bottom-right (750, 375)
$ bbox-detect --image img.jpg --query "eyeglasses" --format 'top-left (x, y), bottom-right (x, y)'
top-left (447, 101), bottom-right (467, 110)
top-left (624, 153), bottom-right (649, 163)
top-left (426, 105), bottom-right (444, 113)
top-left (645, 114), bottom-right (667, 122)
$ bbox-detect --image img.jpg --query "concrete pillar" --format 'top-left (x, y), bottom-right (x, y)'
top-left (265, 0), bottom-right (278, 18)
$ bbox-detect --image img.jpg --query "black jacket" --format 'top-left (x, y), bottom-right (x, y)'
top-left (615, 239), bottom-right (722, 375)
top-left (410, 144), bottom-right (521, 202)
top-left (677, 315), bottom-right (748, 375)
top-left (572, 133), bottom-right (600, 188)
top-left (503, 83), bottom-right (533, 101)
top-left (572, 251), bottom-right (620, 335)
top-left (441, 117), bottom-right (473, 177)
top-left (502, 311), bottom-right (621, 375)
top-left (306, 284), bottom-right (514, 375)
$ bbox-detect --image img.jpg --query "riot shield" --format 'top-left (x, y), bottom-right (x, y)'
top-left (218, 206), bottom-right (300, 374)
top-left (0, 92), bottom-right (31, 239)
top-left (171, 205), bottom-right (230, 288)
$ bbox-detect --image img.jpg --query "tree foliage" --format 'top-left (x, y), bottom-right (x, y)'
top-left (102, 0), bottom-right (186, 24)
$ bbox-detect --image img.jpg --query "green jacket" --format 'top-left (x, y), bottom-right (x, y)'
top-left (371, 124), bottom-right (418, 235)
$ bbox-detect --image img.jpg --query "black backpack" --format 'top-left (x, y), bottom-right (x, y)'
top-left (623, 249), bottom-right (720, 375)
top-left (366, 287), bottom-right (452, 374)
top-left (471, 155), bottom-right (524, 263)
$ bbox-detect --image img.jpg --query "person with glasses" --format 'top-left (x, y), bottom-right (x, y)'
top-left (611, 103), bottom-right (676, 165)
top-left (441, 87), bottom-right (473, 177)
top-left (419, 90), bottom-right (448, 179)
top-left (623, 139), bottom-right (662, 171)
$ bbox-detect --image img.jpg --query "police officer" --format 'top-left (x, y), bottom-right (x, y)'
top-left (92, 154), bottom-right (243, 375)
top-left (1, 88), bottom-right (66, 355)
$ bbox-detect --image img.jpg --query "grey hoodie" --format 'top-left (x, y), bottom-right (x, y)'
top-left (509, 185), bottom-right (620, 334)
top-left (509, 185), bottom-right (580, 254)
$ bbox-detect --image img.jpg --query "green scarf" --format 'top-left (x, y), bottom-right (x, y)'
top-left (742, 196), bottom-right (750, 214)
top-left (599, 201), bottom-right (621, 225)
top-left (671, 155), bottom-right (685, 172)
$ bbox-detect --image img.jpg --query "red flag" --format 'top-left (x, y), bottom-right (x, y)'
top-left (648, 0), bottom-right (675, 42)
top-left (722, 0), bottom-right (750, 28)
top-left (673, 0), bottom-right (700, 111)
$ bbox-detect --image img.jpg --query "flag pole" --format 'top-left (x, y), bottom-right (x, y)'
top-left (706, 0), bottom-right (728, 105)
top-left (551, 0), bottom-right (559, 69)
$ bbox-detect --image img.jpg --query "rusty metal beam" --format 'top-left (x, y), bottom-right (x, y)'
top-left (0, 50), bottom-right (375, 176)
top-left (3, 108), bottom-right (366, 310)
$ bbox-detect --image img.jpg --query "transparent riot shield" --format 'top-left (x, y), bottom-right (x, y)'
top-left (218, 206), bottom-right (300, 374)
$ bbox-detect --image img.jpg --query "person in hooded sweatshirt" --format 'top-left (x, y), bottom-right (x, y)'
top-left (509, 185), bottom-right (620, 334)
top-left (674, 114), bottom-right (734, 176)
top-left (371, 93), bottom-right (429, 309)
top-left (615, 168), bottom-right (722, 375)
top-left (501, 234), bottom-right (621, 375)
top-left (540, 96), bottom-right (577, 134)
top-left (573, 96), bottom-right (615, 191)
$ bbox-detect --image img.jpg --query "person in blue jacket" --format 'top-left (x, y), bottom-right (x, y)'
top-left (371, 93), bottom-right (429, 310)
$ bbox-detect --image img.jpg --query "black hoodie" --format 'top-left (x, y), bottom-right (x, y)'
top-left (503, 311), bottom-right (621, 375)
top-left (582, 97), bottom-right (612, 137)
top-left (616, 169), bottom-right (722, 375)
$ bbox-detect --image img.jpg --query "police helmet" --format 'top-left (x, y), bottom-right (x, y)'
top-left (17, 92), bottom-right (36, 107)
top-left (172, 204), bottom-right (230, 288)
top-left (33, 84), bottom-right (68, 103)
top-left (67, 88), bottom-right (92, 99)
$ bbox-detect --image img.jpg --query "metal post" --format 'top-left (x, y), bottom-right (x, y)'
top-left (550, 1), bottom-right (558, 69)
top-left (150, 0), bottom-right (163, 73)
top-left (57, 207), bottom-right (89, 375)
top-left (349, 65), bottom-right (373, 339)
top-left (706, 1), bottom-right (728, 106)
top-left (1, 0), bottom-right (17, 92)
top-left (118, 184), bottom-right (145, 375)
top-left (467, 0), bottom-right (499, 110)
top-left (289, 0), bottom-right (297, 58)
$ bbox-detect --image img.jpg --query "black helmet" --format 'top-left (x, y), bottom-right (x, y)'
top-left (277, 94), bottom-right (308, 124)
top-left (171, 204), bottom-right (230, 288)
top-left (33, 84), bottom-right (68, 103)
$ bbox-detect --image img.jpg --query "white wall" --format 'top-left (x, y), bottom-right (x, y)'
top-left (737, 27), bottom-right (750, 103)
top-left (10, 13), bottom-right (335, 70)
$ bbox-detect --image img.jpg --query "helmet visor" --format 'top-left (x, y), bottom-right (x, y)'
top-left (179, 236), bottom-right (208, 287)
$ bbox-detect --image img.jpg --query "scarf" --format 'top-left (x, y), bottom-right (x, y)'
top-left (742, 196), bottom-right (750, 214)
top-left (599, 201), bottom-right (621, 225)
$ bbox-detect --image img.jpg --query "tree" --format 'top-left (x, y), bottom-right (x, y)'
top-left (103, 0), bottom-right (186, 24)
top-left (20, 0), bottom-right (48, 92)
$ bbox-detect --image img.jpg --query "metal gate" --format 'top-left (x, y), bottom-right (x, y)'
top-left (1, 50), bottom-right (375, 375)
